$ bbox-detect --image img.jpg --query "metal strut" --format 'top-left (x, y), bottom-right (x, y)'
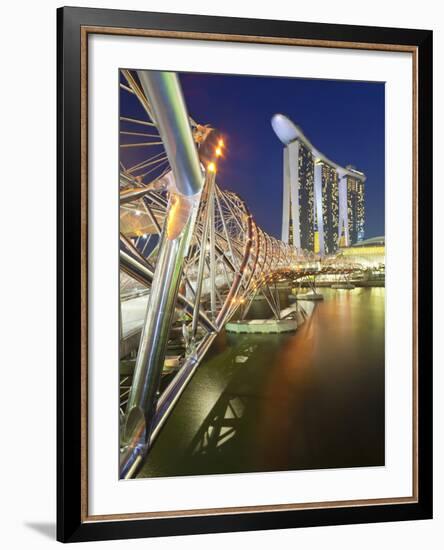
top-left (120, 71), bottom-right (204, 478)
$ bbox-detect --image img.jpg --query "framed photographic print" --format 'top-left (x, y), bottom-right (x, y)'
top-left (57, 6), bottom-right (433, 543)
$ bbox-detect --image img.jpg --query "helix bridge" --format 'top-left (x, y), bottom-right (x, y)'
top-left (118, 69), bottom-right (364, 478)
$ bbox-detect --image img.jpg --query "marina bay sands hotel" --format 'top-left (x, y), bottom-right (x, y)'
top-left (272, 114), bottom-right (366, 256)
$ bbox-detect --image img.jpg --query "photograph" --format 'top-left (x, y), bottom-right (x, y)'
top-left (118, 69), bottom-right (386, 480)
top-left (53, 6), bottom-right (433, 542)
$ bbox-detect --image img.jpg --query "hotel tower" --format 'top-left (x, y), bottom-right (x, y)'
top-left (272, 114), bottom-right (366, 256)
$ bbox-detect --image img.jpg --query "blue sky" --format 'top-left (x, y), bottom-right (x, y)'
top-left (180, 72), bottom-right (385, 239)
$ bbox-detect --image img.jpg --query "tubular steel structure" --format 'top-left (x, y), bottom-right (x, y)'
top-left (118, 70), bottom-right (363, 478)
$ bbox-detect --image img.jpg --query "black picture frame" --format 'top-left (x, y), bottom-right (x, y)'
top-left (57, 6), bottom-right (433, 543)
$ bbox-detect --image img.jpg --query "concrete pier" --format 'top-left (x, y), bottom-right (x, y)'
top-left (226, 299), bottom-right (317, 334)
top-left (226, 318), bottom-right (298, 333)
top-left (289, 291), bottom-right (324, 301)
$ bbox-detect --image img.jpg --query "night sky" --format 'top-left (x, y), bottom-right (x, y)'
top-left (122, 72), bottom-right (385, 240)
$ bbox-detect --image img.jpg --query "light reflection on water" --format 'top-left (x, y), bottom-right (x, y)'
top-left (138, 287), bottom-right (385, 478)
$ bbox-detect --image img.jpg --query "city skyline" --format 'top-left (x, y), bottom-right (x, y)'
top-left (179, 71), bottom-right (384, 240)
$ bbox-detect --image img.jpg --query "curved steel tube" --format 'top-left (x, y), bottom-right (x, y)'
top-left (137, 71), bottom-right (203, 197)
top-left (121, 72), bottom-right (204, 477)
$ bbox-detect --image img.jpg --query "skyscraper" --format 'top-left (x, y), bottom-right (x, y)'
top-left (317, 161), bottom-right (339, 254)
top-left (280, 128), bottom-right (315, 251)
top-left (271, 114), bottom-right (366, 255)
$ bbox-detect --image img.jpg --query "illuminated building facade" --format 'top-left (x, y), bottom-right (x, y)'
top-left (345, 171), bottom-right (366, 244)
top-left (339, 236), bottom-right (384, 268)
top-left (297, 142), bottom-right (315, 250)
top-left (272, 114), bottom-right (366, 255)
top-left (319, 161), bottom-right (339, 254)
top-left (281, 139), bottom-right (315, 250)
